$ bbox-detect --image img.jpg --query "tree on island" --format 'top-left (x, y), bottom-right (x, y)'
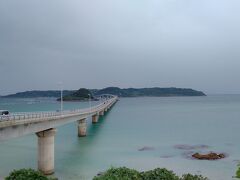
top-left (58, 88), bottom-right (93, 101)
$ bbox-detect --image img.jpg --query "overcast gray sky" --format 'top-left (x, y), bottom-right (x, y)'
top-left (0, 0), bottom-right (240, 95)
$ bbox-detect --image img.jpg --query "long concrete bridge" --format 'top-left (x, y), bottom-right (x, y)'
top-left (0, 95), bottom-right (118, 175)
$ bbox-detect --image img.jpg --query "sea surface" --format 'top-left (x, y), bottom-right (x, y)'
top-left (0, 95), bottom-right (240, 180)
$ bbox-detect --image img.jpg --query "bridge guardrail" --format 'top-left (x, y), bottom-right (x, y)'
top-left (0, 96), bottom-right (117, 123)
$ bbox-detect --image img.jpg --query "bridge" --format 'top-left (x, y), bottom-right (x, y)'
top-left (0, 95), bottom-right (118, 175)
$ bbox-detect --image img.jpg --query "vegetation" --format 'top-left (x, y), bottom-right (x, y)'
top-left (236, 166), bottom-right (240, 178)
top-left (3, 87), bottom-right (206, 98)
top-left (94, 87), bottom-right (206, 97)
top-left (5, 167), bottom-right (209, 180)
top-left (4, 90), bottom-right (74, 98)
top-left (141, 168), bottom-right (179, 180)
top-left (59, 88), bottom-right (93, 101)
top-left (93, 167), bottom-right (142, 180)
top-left (181, 174), bottom-right (208, 180)
top-left (5, 169), bottom-right (56, 180)
top-left (93, 167), bottom-right (209, 180)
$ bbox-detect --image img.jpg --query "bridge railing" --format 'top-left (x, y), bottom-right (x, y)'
top-left (0, 96), bottom-right (117, 122)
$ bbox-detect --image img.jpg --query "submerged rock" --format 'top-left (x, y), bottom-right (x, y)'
top-left (182, 151), bottom-right (196, 160)
top-left (97, 172), bottom-right (104, 176)
top-left (138, 146), bottom-right (155, 151)
top-left (174, 144), bottom-right (209, 150)
top-left (192, 152), bottom-right (225, 160)
top-left (160, 155), bottom-right (175, 159)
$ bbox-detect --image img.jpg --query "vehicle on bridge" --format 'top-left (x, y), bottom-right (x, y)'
top-left (0, 110), bottom-right (9, 115)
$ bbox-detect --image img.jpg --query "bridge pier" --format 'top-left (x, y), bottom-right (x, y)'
top-left (0, 96), bottom-right (118, 176)
top-left (99, 111), bottom-right (104, 116)
top-left (78, 118), bottom-right (87, 137)
top-left (92, 114), bottom-right (99, 124)
top-left (36, 128), bottom-right (57, 175)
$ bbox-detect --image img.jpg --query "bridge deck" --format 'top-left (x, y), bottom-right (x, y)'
top-left (0, 96), bottom-right (118, 141)
top-left (0, 95), bottom-right (118, 174)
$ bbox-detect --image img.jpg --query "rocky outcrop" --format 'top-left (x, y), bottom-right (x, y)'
top-left (138, 146), bottom-right (155, 151)
top-left (174, 144), bottom-right (209, 150)
top-left (192, 152), bottom-right (225, 160)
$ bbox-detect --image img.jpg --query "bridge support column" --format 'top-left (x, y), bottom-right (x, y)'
top-left (99, 111), bottom-right (104, 116)
top-left (78, 118), bottom-right (87, 137)
top-left (36, 128), bottom-right (57, 175)
top-left (92, 114), bottom-right (99, 124)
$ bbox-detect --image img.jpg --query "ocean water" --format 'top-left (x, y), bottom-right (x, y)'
top-left (0, 95), bottom-right (240, 180)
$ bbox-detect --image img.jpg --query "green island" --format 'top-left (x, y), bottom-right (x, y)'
top-left (3, 90), bottom-right (75, 98)
top-left (57, 88), bottom-right (94, 101)
top-left (2, 87), bottom-right (206, 99)
top-left (94, 87), bottom-right (206, 97)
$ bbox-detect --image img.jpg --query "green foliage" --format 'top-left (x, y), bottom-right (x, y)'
top-left (71, 88), bottom-right (92, 98)
top-left (236, 166), bottom-right (240, 178)
top-left (5, 169), bottom-right (57, 180)
top-left (93, 167), bottom-right (141, 180)
top-left (94, 167), bottom-right (209, 180)
top-left (95, 87), bottom-right (206, 97)
top-left (181, 174), bottom-right (209, 180)
top-left (141, 168), bottom-right (179, 180)
top-left (61, 88), bottom-right (92, 101)
top-left (5, 90), bottom-right (74, 98)
top-left (4, 87), bottom-right (206, 98)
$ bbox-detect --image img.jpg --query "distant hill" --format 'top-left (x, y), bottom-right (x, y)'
top-left (94, 87), bottom-right (206, 97)
top-left (4, 90), bottom-right (75, 98)
top-left (59, 88), bottom-right (93, 101)
top-left (3, 87), bottom-right (206, 99)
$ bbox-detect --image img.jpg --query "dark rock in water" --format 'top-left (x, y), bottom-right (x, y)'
top-left (195, 145), bottom-right (210, 149)
top-left (192, 152), bottom-right (226, 160)
top-left (160, 155), bottom-right (175, 158)
top-left (174, 144), bottom-right (193, 150)
top-left (174, 144), bottom-right (209, 150)
top-left (138, 146), bottom-right (155, 151)
top-left (97, 172), bottom-right (104, 176)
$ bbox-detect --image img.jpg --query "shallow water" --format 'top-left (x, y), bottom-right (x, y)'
top-left (0, 95), bottom-right (240, 180)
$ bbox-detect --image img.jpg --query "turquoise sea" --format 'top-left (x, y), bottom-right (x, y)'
top-left (0, 95), bottom-right (240, 180)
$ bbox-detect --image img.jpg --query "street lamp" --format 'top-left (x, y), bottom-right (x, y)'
top-left (58, 82), bottom-right (63, 114)
top-left (88, 94), bottom-right (91, 112)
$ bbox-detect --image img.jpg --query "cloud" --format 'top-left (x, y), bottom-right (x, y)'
top-left (0, 0), bottom-right (240, 94)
